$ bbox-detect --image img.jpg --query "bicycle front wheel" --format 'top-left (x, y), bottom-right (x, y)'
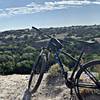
top-left (28, 54), bottom-right (46, 94)
top-left (75, 60), bottom-right (100, 100)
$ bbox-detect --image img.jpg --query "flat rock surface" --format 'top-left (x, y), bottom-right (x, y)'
top-left (0, 74), bottom-right (99, 100)
top-left (0, 74), bottom-right (74, 100)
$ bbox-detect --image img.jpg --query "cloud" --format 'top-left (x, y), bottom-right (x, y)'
top-left (0, 0), bottom-right (100, 17)
top-left (93, 1), bottom-right (100, 4)
top-left (45, 0), bottom-right (90, 6)
top-left (0, 9), bottom-right (8, 17)
top-left (6, 7), bottom-right (36, 15)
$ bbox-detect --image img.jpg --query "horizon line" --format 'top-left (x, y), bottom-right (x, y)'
top-left (0, 24), bottom-right (100, 32)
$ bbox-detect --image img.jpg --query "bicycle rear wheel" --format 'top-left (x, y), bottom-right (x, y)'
top-left (75, 60), bottom-right (100, 100)
top-left (28, 54), bottom-right (46, 93)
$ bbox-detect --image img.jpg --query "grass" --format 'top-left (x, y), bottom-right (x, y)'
top-left (48, 63), bottom-right (68, 77)
top-left (46, 63), bottom-right (68, 85)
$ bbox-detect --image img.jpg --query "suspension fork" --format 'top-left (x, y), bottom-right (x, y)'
top-left (28, 48), bottom-right (44, 89)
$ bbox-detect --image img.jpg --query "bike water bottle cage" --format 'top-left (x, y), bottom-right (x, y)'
top-left (48, 38), bottom-right (63, 52)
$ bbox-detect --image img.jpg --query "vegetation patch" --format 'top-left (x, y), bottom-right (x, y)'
top-left (46, 64), bottom-right (68, 86)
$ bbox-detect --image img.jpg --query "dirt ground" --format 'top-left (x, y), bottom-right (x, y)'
top-left (0, 74), bottom-right (99, 100)
top-left (0, 74), bottom-right (75, 100)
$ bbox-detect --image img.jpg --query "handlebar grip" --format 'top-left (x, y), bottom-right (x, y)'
top-left (32, 26), bottom-right (42, 33)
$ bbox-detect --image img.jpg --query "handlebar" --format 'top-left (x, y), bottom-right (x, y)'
top-left (32, 26), bottom-right (52, 38)
top-left (32, 26), bottom-right (95, 52)
top-left (32, 26), bottom-right (63, 51)
top-left (32, 26), bottom-right (42, 34)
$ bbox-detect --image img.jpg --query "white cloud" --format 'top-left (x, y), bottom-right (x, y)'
top-left (45, 0), bottom-right (91, 6)
top-left (6, 7), bottom-right (36, 15)
top-left (0, 0), bottom-right (100, 17)
top-left (0, 13), bottom-right (7, 17)
top-left (0, 9), bottom-right (7, 17)
top-left (93, 1), bottom-right (100, 4)
top-left (26, 2), bottom-right (39, 7)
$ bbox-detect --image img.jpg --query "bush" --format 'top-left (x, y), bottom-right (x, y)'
top-left (0, 61), bottom-right (15, 75)
top-left (48, 63), bottom-right (68, 77)
top-left (0, 54), bottom-right (15, 75)
top-left (14, 60), bottom-right (33, 74)
top-left (46, 63), bottom-right (68, 86)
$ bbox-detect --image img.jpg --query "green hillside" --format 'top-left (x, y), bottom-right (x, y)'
top-left (0, 25), bottom-right (100, 74)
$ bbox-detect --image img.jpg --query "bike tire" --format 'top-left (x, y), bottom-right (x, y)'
top-left (28, 54), bottom-right (46, 94)
top-left (75, 60), bottom-right (100, 100)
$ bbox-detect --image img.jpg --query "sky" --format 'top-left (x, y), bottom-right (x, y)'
top-left (0, 0), bottom-right (100, 32)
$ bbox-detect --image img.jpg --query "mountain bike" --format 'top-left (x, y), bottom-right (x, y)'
top-left (23, 27), bottom-right (100, 100)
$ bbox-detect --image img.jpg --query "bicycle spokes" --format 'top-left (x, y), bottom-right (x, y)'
top-left (75, 61), bottom-right (100, 100)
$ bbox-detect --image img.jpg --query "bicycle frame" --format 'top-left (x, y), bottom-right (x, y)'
top-left (53, 49), bottom-right (84, 85)
top-left (52, 48), bottom-right (100, 90)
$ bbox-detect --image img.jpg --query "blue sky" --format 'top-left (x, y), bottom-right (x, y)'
top-left (0, 0), bottom-right (100, 32)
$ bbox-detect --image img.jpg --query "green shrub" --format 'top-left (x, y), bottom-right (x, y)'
top-left (48, 63), bottom-right (68, 76)
top-left (14, 60), bottom-right (33, 74)
top-left (46, 63), bottom-right (68, 86)
top-left (0, 61), bottom-right (15, 75)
